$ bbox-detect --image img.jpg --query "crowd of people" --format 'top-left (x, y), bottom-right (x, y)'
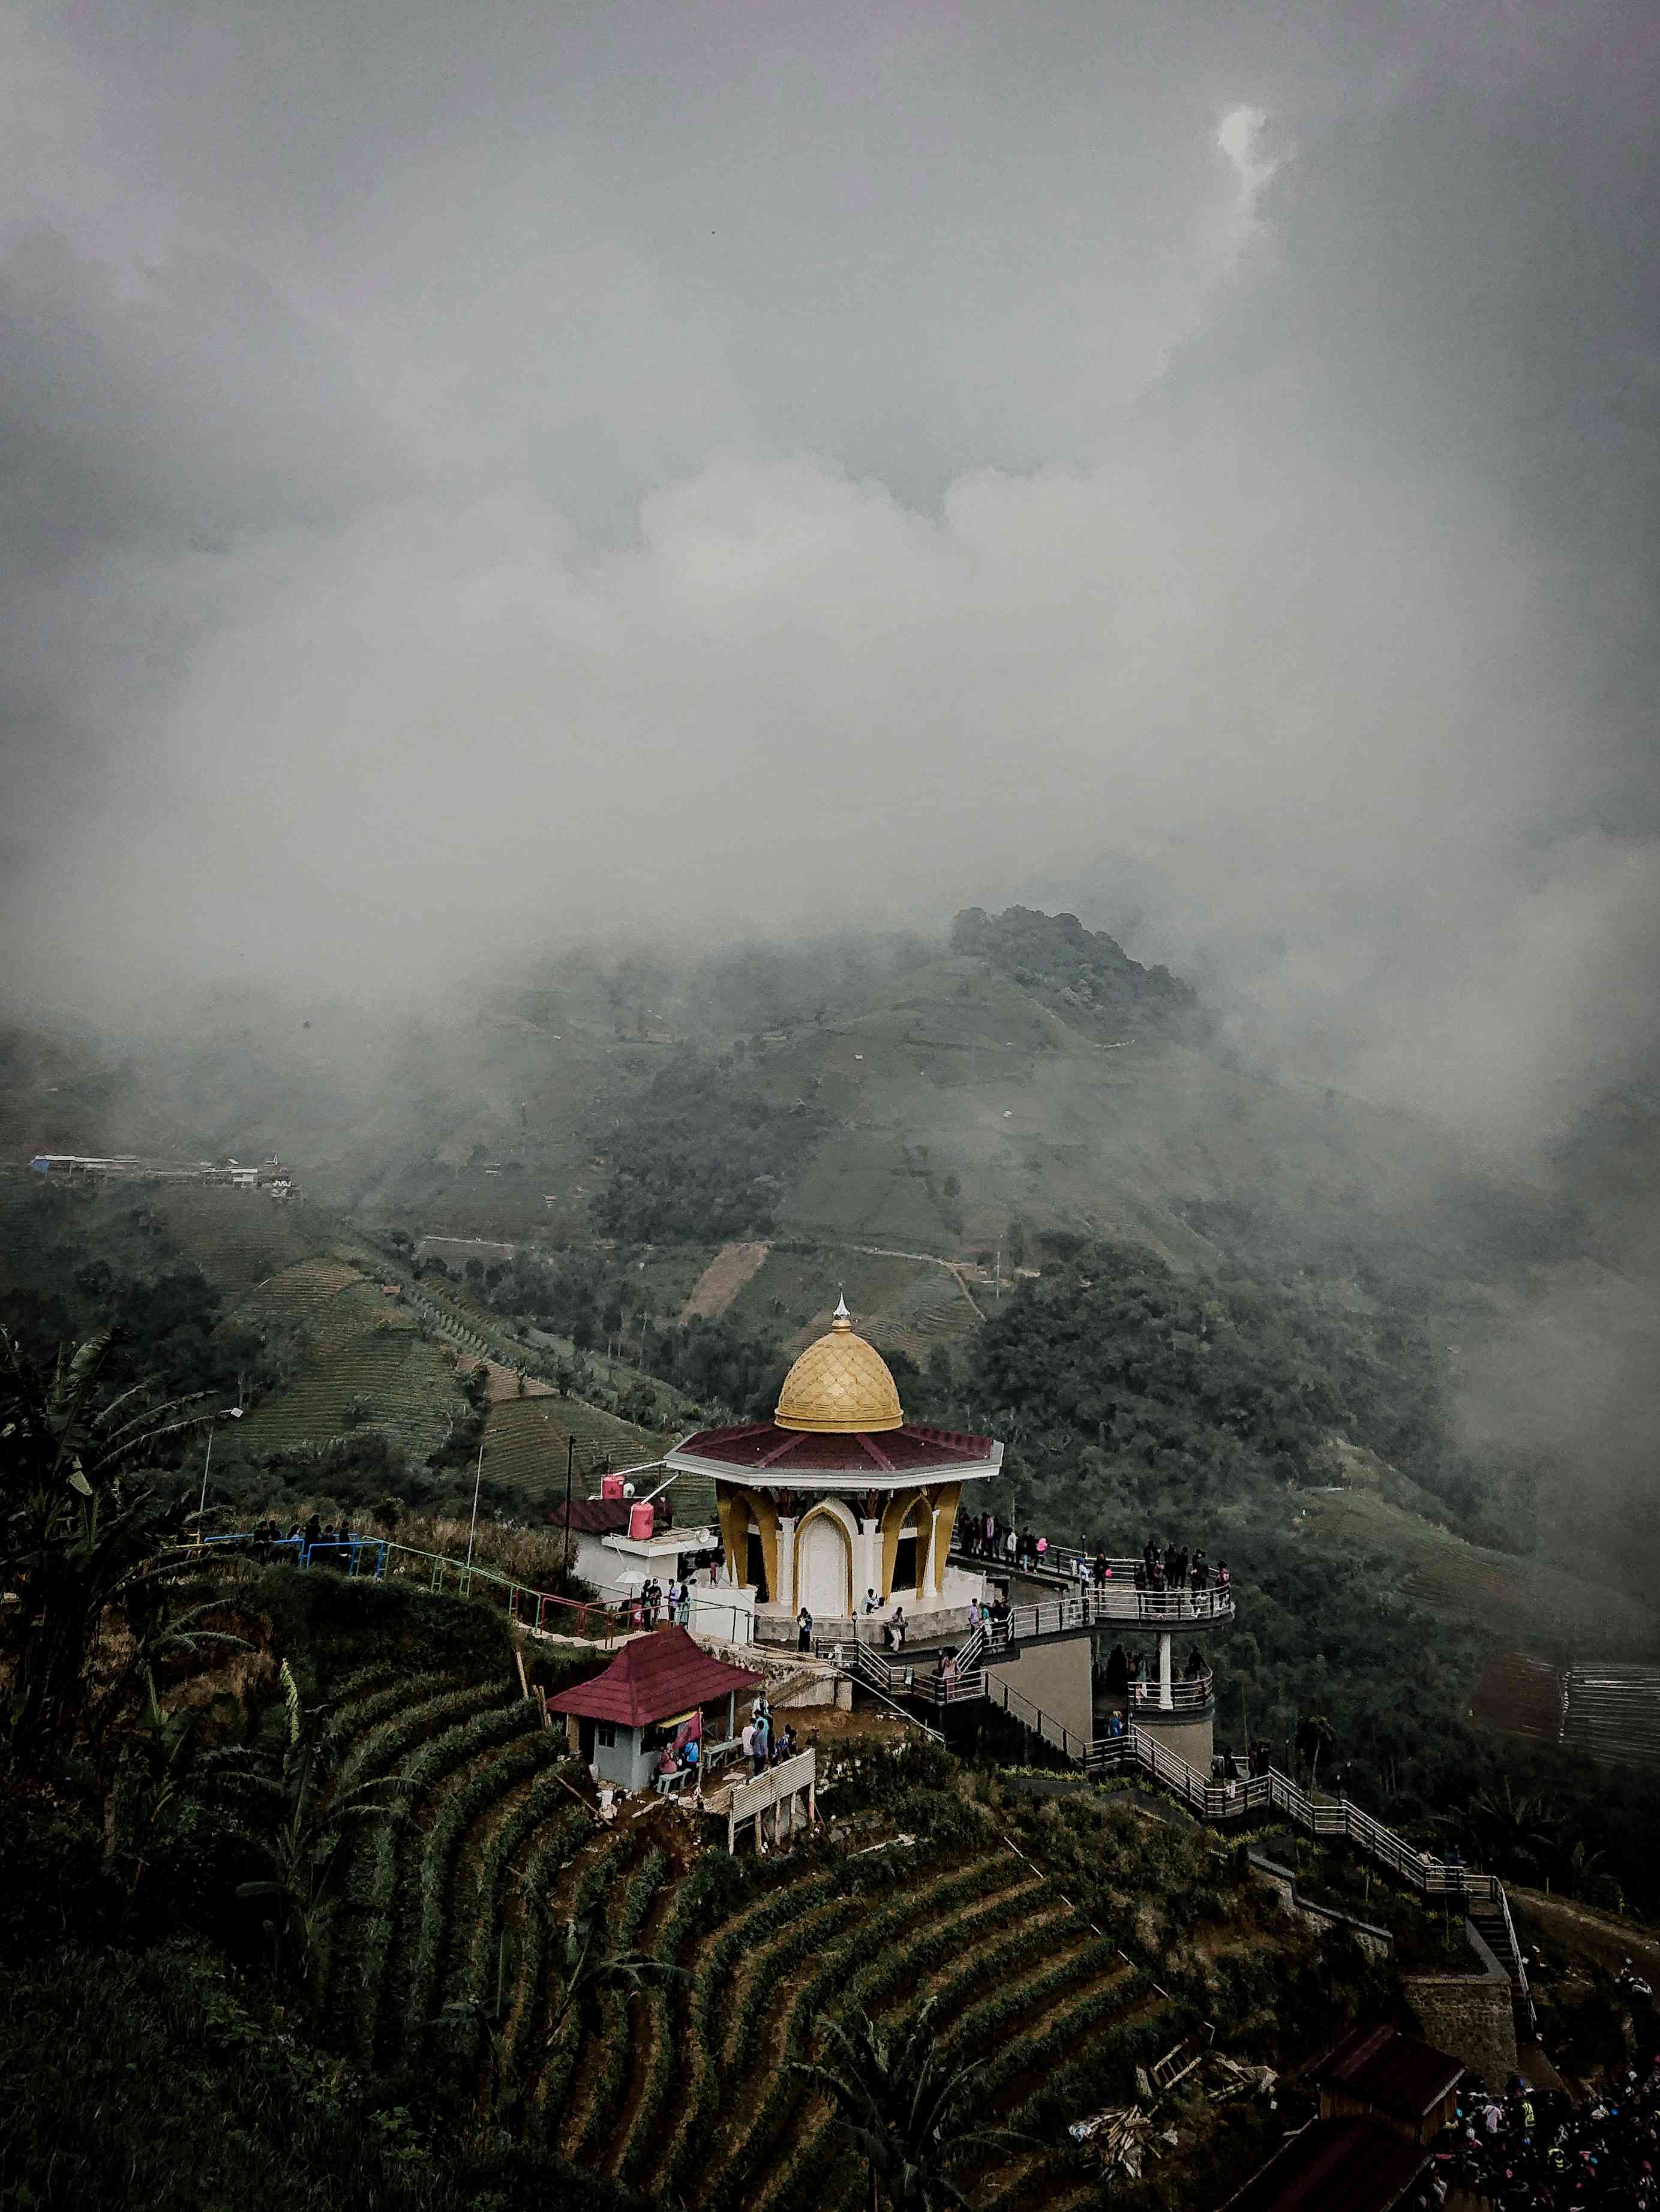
top-left (247, 1515), bottom-right (359, 1562)
top-left (634, 1576), bottom-right (691, 1630)
top-left (1425, 2045), bottom-right (1660, 2207)
top-left (952, 1513), bottom-right (1231, 1610)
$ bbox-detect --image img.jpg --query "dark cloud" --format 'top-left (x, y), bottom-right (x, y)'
top-left (0, 0), bottom-right (1656, 1159)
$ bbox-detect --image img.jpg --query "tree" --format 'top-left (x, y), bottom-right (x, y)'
top-left (0, 1327), bottom-right (211, 1765)
top-left (790, 1995), bottom-right (1011, 2212)
top-left (207, 1660), bottom-right (410, 1988)
top-left (1449, 1778), bottom-right (1565, 1880)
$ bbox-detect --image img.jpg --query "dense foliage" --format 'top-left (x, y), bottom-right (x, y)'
top-left (970, 1240), bottom-right (1512, 1538)
top-left (950, 904), bottom-right (1196, 1033)
top-left (591, 1050), bottom-right (829, 1242)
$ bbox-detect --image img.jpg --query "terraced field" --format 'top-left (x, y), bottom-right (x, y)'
top-left (313, 1675), bottom-right (1181, 2211)
top-left (481, 1394), bottom-right (665, 1507)
top-left (1470, 1651), bottom-right (1566, 1742)
top-left (235, 1328), bottom-right (467, 1457)
top-left (148, 1185), bottom-right (325, 1293)
top-left (1563, 1666), bottom-right (1660, 1772)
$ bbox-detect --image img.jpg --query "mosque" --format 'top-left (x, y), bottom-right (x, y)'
top-left (665, 1297), bottom-right (1232, 1768)
top-left (665, 1297), bottom-right (999, 1639)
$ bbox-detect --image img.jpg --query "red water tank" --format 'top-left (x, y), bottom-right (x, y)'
top-left (600, 1474), bottom-right (624, 1501)
top-left (628, 1501), bottom-right (655, 1542)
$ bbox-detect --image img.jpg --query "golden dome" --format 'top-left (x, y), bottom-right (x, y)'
top-left (775, 1298), bottom-right (903, 1433)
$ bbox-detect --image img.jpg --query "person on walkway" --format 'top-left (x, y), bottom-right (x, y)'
top-left (797, 1604), bottom-right (813, 1654)
top-left (1106, 1709), bottom-right (1124, 1739)
top-left (740, 1719), bottom-right (756, 1768)
top-left (751, 1712), bottom-right (770, 1774)
top-left (304, 1512), bottom-right (322, 1550)
top-left (940, 1653), bottom-right (957, 1699)
top-left (863, 1587), bottom-right (879, 1615)
top-left (1094, 1547), bottom-right (1109, 1588)
top-left (891, 1606), bottom-right (906, 1651)
top-left (1173, 1545), bottom-right (1189, 1597)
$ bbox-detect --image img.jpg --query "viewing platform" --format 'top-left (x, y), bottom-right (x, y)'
top-left (945, 1551), bottom-right (1235, 1631)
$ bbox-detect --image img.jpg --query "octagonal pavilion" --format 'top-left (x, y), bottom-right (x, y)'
top-left (664, 1299), bottom-right (999, 1646)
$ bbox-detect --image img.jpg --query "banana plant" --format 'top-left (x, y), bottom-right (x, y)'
top-left (1, 1327), bottom-right (215, 1763)
top-left (790, 1994), bottom-right (1022, 2212)
top-left (208, 1660), bottom-right (411, 1989)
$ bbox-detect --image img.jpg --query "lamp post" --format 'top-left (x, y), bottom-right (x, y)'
top-left (562, 1433), bottom-right (575, 1579)
top-left (196, 1406), bottom-right (244, 1534)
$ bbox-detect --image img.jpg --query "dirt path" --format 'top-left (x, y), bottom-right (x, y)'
top-left (843, 1243), bottom-right (987, 1320)
top-left (1510, 1888), bottom-right (1660, 1979)
top-left (680, 1240), bottom-right (770, 1321)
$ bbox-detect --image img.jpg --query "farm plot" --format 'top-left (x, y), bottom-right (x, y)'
top-left (308, 1668), bottom-right (1308, 2212)
top-left (1470, 1651), bottom-right (1565, 1742)
top-left (481, 1396), bottom-right (665, 1509)
top-left (1563, 1666), bottom-right (1660, 1772)
top-left (234, 1327), bottom-right (467, 1457)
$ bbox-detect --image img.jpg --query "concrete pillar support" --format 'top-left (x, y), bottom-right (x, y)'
top-left (1158, 1631), bottom-right (1173, 1712)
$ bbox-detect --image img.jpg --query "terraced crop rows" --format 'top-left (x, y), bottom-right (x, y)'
top-left (481, 1395), bottom-right (664, 1504)
top-left (236, 1328), bottom-right (466, 1456)
top-left (317, 1679), bottom-right (1169, 2210)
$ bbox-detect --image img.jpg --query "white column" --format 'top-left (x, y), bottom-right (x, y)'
top-left (776, 1517), bottom-right (796, 1613)
top-left (858, 1516), bottom-right (878, 1610)
top-left (1158, 1631), bottom-right (1174, 1712)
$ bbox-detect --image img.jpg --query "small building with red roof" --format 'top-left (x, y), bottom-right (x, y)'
top-left (546, 1625), bottom-right (762, 1791)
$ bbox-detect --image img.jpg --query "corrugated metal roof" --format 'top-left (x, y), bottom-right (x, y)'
top-left (1314, 2025), bottom-right (1464, 2118)
top-left (547, 1498), bottom-right (632, 1535)
top-left (544, 1625), bottom-right (761, 1729)
top-left (1218, 2119), bottom-right (1431, 2212)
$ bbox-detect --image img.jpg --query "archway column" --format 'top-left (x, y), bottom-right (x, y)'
top-left (775, 1513), bottom-right (796, 1612)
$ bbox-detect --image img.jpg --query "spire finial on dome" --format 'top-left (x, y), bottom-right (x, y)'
top-left (831, 1293), bottom-right (852, 1333)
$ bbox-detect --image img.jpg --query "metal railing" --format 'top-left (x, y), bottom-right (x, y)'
top-left (187, 1528), bottom-right (638, 1641)
top-left (1118, 1667), bottom-right (1215, 1715)
top-left (1085, 1726), bottom-right (1534, 2030)
top-left (971, 1585), bottom-right (1234, 1648)
top-left (951, 1543), bottom-right (1234, 1617)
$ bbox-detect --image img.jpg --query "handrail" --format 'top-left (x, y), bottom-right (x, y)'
top-left (185, 1528), bottom-right (637, 1641)
top-left (1119, 1667), bottom-right (1215, 1715)
top-left (1082, 1727), bottom-right (1533, 2017)
top-left (972, 1585), bottom-right (1234, 1647)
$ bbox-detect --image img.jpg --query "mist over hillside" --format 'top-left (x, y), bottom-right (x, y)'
top-left (5, 902), bottom-right (1656, 1591)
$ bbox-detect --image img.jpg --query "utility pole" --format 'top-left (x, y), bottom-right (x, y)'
top-left (562, 1433), bottom-right (575, 1579)
top-left (466, 1433), bottom-right (486, 1576)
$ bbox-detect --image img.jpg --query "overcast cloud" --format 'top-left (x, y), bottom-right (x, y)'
top-left (2, 0), bottom-right (1658, 1153)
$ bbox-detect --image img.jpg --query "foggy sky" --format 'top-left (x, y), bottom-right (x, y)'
top-left (3, 0), bottom-right (1658, 1153)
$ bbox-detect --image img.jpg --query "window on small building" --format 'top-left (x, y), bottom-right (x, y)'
top-left (596, 1722), bottom-right (617, 1748)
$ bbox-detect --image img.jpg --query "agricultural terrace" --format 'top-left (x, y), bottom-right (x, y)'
top-left (199, 1565), bottom-right (1394, 2212)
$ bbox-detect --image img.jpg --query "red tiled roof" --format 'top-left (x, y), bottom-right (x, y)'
top-left (544, 1626), bottom-right (761, 1729)
top-left (671, 1420), bottom-right (997, 1477)
top-left (1218, 2120), bottom-right (1431, 2212)
top-left (547, 1498), bottom-right (632, 1535)
top-left (1313, 2026), bottom-right (1464, 2120)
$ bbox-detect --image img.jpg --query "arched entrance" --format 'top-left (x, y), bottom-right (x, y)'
top-left (797, 1511), bottom-right (851, 1617)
